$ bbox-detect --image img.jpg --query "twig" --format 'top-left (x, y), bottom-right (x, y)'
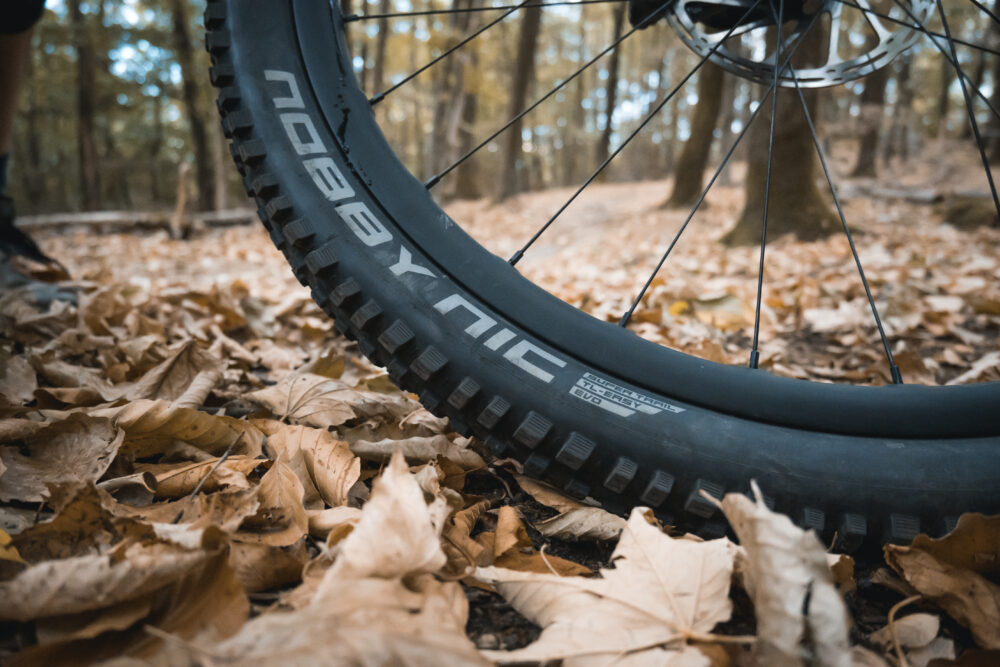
top-left (887, 594), bottom-right (922, 667)
top-left (171, 431), bottom-right (244, 524)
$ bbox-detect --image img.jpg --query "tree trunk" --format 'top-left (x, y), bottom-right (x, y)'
top-left (595, 4), bottom-right (626, 174)
top-left (723, 24), bottom-right (838, 245)
top-left (497, 5), bottom-right (542, 201)
top-left (69, 0), bottom-right (102, 211)
top-left (664, 63), bottom-right (725, 207)
top-left (850, 42), bottom-right (888, 178)
top-left (170, 0), bottom-right (213, 211)
top-left (21, 48), bottom-right (45, 205)
top-left (371, 0), bottom-right (392, 95)
top-left (936, 56), bottom-right (951, 138)
top-left (883, 54), bottom-right (913, 164)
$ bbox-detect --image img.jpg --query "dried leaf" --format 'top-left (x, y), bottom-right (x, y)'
top-left (0, 354), bottom-right (37, 407)
top-left (237, 459), bottom-right (308, 548)
top-left (352, 434), bottom-right (485, 470)
top-left (908, 513), bottom-right (1000, 575)
top-left (0, 414), bottom-right (124, 502)
top-left (124, 340), bottom-right (224, 404)
top-left (136, 456), bottom-right (263, 497)
top-left (91, 399), bottom-right (262, 457)
top-left (720, 482), bottom-right (851, 667)
top-left (260, 421), bottom-right (360, 508)
top-left (319, 450), bottom-right (447, 581)
top-left (885, 544), bottom-right (1000, 649)
top-left (476, 507), bottom-right (737, 664)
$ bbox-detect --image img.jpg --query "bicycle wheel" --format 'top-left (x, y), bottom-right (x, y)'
top-left (205, 0), bottom-right (1000, 549)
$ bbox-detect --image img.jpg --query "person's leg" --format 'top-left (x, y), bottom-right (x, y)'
top-left (1, 1), bottom-right (59, 273)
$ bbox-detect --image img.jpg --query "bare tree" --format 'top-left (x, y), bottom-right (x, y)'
top-left (723, 24), bottom-right (838, 244)
top-left (595, 4), bottom-right (626, 172)
top-left (664, 63), bottom-right (725, 207)
top-left (69, 0), bottom-right (102, 211)
top-left (497, 5), bottom-right (542, 201)
top-left (170, 0), bottom-right (212, 211)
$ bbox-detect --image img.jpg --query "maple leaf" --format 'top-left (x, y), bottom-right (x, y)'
top-left (475, 507), bottom-right (738, 665)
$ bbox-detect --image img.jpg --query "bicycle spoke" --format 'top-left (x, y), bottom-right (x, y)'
top-left (345, 0), bottom-right (626, 22)
top-left (833, 0), bottom-right (1000, 56)
top-left (369, 0), bottom-right (531, 106)
top-left (783, 42), bottom-right (903, 383)
top-left (749, 0), bottom-right (785, 370)
top-left (619, 11), bottom-right (822, 327)
top-left (426, 0), bottom-right (672, 188)
top-left (508, 0), bottom-right (765, 266)
top-left (934, 0), bottom-right (1000, 224)
top-left (851, 0), bottom-right (1000, 125)
top-left (968, 0), bottom-right (1000, 26)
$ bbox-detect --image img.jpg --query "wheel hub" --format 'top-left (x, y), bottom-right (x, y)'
top-left (659, 0), bottom-right (935, 88)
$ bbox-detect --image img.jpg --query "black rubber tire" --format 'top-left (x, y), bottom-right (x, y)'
top-left (206, 0), bottom-right (1000, 549)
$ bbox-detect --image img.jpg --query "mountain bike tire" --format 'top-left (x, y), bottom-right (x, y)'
top-left (205, 0), bottom-right (1000, 549)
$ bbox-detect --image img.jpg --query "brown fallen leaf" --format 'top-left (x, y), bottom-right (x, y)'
top-left (0, 354), bottom-right (37, 407)
top-left (475, 507), bottom-right (738, 665)
top-left (352, 434), bottom-right (485, 470)
top-left (258, 421), bottom-right (360, 508)
top-left (135, 456), bottom-right (264, 498)
top-left (229, 539), bottom-right (309, 593)
top-left (884, 544), bottom-right (1000, 649)
top-left (513, 473), bottom-right (626, 540)
top-left (247, 371), bottom-right (418, 429)
top-left (870, 613), bottom-right (955, 667)
top-left (236, 459), bottom-right (309, 548)
top-left (719, 482), bottom-right (851, 667)
top-left (90, 399), bottom-right (263, 457)
top-left (6, 528), bottom-right (248, 666)
top-left (907, 513), bottom-right (1000, 575)
top-left (321, 450), bottom-right (448, 580)
top-left (171, 451), bottom-right (486, 665)
top-left (123, 339), bottom-right (224, 404)
top-left (485, 505), bottom-right (592, 576)
top-left (0, 414), bottom-right (124, 502)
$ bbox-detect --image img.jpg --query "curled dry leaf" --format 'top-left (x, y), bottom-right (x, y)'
top-left (884, 544), bottom-right (1000, 649)
top-left (258, 421), bottom-right (361, 508)
top-left (907, 513), bottom-right (1000, 575)
top-left (869, 613), bottom-right (955, 667)
top-left (7, 532), bottom-right (248, 666)
top-left (484, 505), bottom-right (592, 576)
top-left (352, 435), bottom-right (486, 471)
top-left (513, 473), bottom-right (626, 540)
top-left (196, 574), bottom-right (488, 666)
top-left (319, 450), bottom-right (447, 582)
top-left (476, 507), bottom-right (737, 665)
top-left (176, 451), bottom-right (485, 666)
top-left (91, 399), bottom-right (263, 457)
top-left (123, 339), bottom-right (224, 404)
top-left (237, 459), bottom-right (309, 548)
top-left (0, 414), bottom-right (124, 502)
top-left (0, 354), bottom-right (37, 407)
top-left (720, 482), bottom-right (851, 667)
top-left (247, 372), bottom-right (421, 429)
top-left (135, 456), bottom-right (264, 498)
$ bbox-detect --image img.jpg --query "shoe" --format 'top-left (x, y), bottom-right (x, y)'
top-left (0, 195), bottom-right (58, 266)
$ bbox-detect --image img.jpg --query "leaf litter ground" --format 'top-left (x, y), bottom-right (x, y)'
top-left (1, 176), bottom-right (999, 665)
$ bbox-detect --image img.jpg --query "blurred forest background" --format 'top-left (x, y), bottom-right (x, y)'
top-left (8, 0), bottom-right (1000, 220)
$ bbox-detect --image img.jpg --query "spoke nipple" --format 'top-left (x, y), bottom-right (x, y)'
top-left (749, 350), bottom-right (760, 369)
top-left (369, 92), bottom-right (385, 107)
top-left (890, 364), bottom-right (903, 385)
top-left (343, 13), bottom-right (361, 22)
top-left (424, 174), bottom-right (441, 190)
top-left (618, 313), bottom-right (631, 328)
top-left (508, 249), bottom-right (524, 266)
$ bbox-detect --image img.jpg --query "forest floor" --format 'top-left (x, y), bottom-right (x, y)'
top-left (1, 174), bottom-right (999, 665)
